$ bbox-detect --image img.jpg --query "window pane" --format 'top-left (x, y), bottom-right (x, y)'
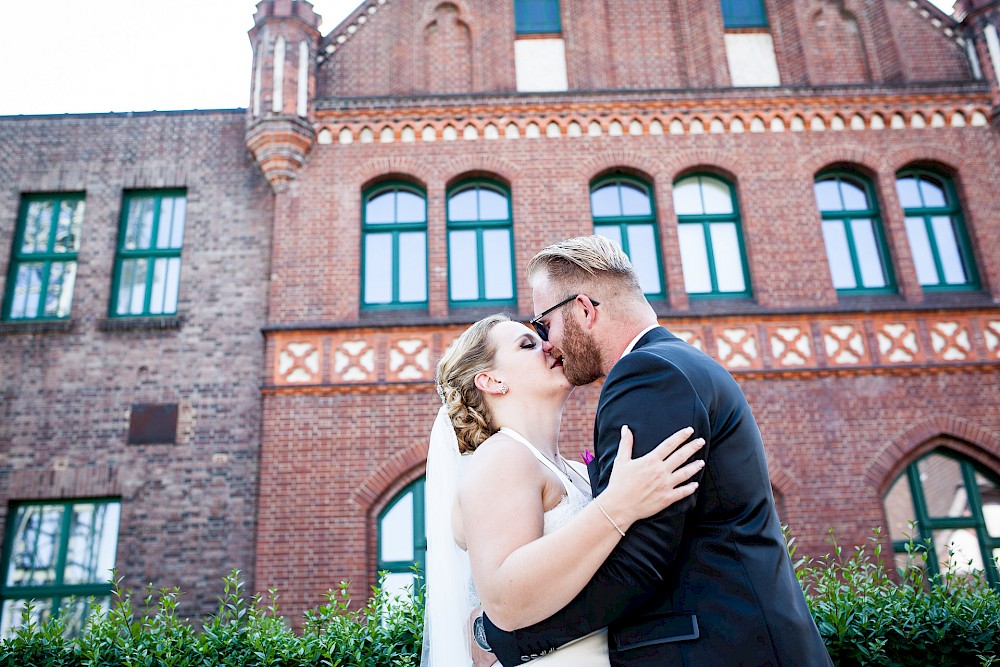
top-left (396, 191), bottom-right (426, 224)
top-left (515, 0), bottom-right (561, 34)
top-left (478, 188), bottom-right (509, 221)
top-left (44, 261), bottom-right (77, 318)
top-left (149, 258), bottom-right (168, 315)
top-left (366, 192), bottom-right (396, 224)
top-left (169, 197), bottom-right (186, 249)
top-left (448, 189), bottom-right (478, 222)
top-left (54, 200), bottom-right (83, 253)
top-left (157, 198), bottom-right (174, 249)
top-left (620, 184), bottom-right (652, 217)
top-left (22, 201), bottom-right (53, 253)
top-left (710, 223), bottom-right (746, 292)
top-left (850, 219), bottom-right (886, 288)
top-left (591, 185), bottom-right (621, 217)
top-left (917, 455), bottom-right (969, 518)
top-left (6, 505), bottom-right (62, 587)
top-left (398, 232), bottom-right (427, 302)
top-left (449, 230), bottom-right (480, 301)
top-left (594, 225), bottom-right (623, 248)
top-left (11, 263), bottom-right (43, 319)
top-left (884, 473), bottom-right (916, 544)
top-left (934, 528), bottom-right (984, 573)
top-left (822, 220), bottom-right (856, 289)
top-left (840, 180), bottom-right (869, 211)
top-left (380, 572), bottom-right (416, 604)
top-left (975, 472), bottom-right (1000, 538)
top-left (483, 229), bottom-right (514, 300)
top-left (363, 234), bottom-right (393, 304)
top-left (700, 177), bottom-right (734, 215)
top-left (380, 492), bottom-right (414, 562)
top-left (895, 177), bottom-right (922, 209)
top-left (919, 176), bottom-right (947, 208)
top-left (163, 257), bottom-right (181, 314)
top-left (125, 198), bottom-right (155, 250)
top-left (1, 598), bottom-right (52, 639)
top-left (930, 216), bottom-right (968, 285)
top-left (904, 217), bottom-right (939, 286)
top-left (721, 0), bottom-right (768, 28)
top-left (678, 225), bottom-right (712, 293)
top-left (64, 503), bottom-right (120, 585)
top-left (672, 179), bottom-right (703, 215)
top-left (626, 225), bottom-right (661, 294)
top-left (814, 180), bottom-right (842, 212)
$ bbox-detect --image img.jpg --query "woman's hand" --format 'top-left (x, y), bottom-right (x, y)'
top-left (599, 425), bottom-right (704, 531)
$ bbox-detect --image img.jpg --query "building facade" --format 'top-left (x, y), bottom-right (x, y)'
top-left (2, 0), bottom-right (1000, 630)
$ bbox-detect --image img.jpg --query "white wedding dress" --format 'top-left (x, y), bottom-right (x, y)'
top-left (420, 409), bottom-right (610, 667)
top-left (474, 428), bottom-right (611, 666)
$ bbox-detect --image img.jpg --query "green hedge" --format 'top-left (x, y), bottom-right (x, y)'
top-left (2, 532), bottom-right (998, 667)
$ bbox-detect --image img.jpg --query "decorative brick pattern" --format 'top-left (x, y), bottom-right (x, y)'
top-left (875, 322), bottom-right (923, 364)
top-left (768, 325), bottom-right (813, 367)
top-left (386, 336), bottom-right (432, 382)
top-left (821, 322), bottom-right (871, 366)
top-left (332, 338), bottom-right (376, 383)
top-left (275, 338), bottom-right (322, 384)
top-left (927, 319), bottom-right (974, 362)
top-left (984, 320), bottom-right (1000, 360)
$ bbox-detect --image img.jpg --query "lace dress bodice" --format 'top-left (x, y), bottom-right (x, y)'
top-left (468, 428), bottom-right (592, 609)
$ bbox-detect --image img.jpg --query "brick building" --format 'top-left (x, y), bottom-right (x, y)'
top-left (2, 0), bottom-right (1000, 631)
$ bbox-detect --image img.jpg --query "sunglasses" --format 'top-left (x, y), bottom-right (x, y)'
top-left (529, 295), bottom-right (600, 342)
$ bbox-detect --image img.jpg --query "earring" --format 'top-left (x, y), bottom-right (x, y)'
top-left (499, 383), bottom-right (508, 395)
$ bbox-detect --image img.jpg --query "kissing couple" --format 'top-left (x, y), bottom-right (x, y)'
top-left (421, 236), bottom-right (832, 666)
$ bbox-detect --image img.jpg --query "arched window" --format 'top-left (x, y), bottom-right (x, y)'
top-left (672, 174), bottom-right (751, 297)
top-left (884, 450), bottom-right (1000, 587)
top-left (895, 169), bottom-right (978, 290)
top-left (447, 180), bottom-right (516, 306)
top-left (591, 176), bottom-right (664, 298)
top-left (362, 183), bottom-right (428, 309)
top-left (814, 171), bottom-right (894, 293)
top-left (376, 478), bottom-right (426, 601)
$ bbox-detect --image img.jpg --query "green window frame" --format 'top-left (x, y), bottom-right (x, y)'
top-left (362, 183), bottom-right (428, 310)
top-left (447, 180), bottom-right (517, 307)
top-left (515, 0), bottom-right (561, 35)
top-left (3, 193), bottom-right (85, 321)
top-left (895, 169), bottom-right (979, 291)
top-left (672, 174), bottom-right (752, 298)
top-left (376, 478), bottom-right (425, 602)
top-left (884, 450), bottom-right (999, 588)
top-left (110, 190), bottom-right (187, 317)
top-left (814, 171), bottom-right (896, 294)
top-left (721, 0), bottom-right (768, 28)
top-left (590, 176), bottom-right (665, 299)
top-left (1, 499), bottom-right (120, 638)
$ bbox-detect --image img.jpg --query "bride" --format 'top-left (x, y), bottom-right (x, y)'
top-left (421, 314), bottom-right (705, 666)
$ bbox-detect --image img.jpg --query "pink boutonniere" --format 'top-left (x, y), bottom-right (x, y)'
top-left (582, 448), bottom-right (595, 465)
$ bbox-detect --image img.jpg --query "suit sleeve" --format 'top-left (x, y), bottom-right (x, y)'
top-left (483, 352), bottom-right (711, 665)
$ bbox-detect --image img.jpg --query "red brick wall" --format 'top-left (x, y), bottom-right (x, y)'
top-left (317, 0), bottom-right (974, 97)
top-left (0, 111), bottom-right (273, 618)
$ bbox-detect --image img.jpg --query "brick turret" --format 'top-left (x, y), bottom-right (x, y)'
top-left (246, 0), bottom-right (322, 190)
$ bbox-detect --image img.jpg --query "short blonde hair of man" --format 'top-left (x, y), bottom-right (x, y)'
top-left (526, 235), bottom-right (642, 295)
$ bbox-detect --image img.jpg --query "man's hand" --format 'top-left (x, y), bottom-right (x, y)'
top-left (469, 608), bottom-right (495, 667)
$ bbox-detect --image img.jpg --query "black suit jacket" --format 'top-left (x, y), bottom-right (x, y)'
top-left (484, 328), bottom-right (832, 666)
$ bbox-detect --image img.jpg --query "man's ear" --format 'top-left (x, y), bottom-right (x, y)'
top-left (577, 294), bottom-right (599, 330)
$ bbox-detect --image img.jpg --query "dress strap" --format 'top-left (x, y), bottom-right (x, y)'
top-left (498, 427), bottom-right (574, 495)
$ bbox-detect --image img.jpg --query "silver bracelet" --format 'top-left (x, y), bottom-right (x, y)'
top-left (595, 499), bottom-right (626, 537)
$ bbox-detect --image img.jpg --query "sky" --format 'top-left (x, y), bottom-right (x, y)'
top-left (0, 0), bottom-right (957, 117)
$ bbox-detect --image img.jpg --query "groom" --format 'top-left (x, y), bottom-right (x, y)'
top-left (480, 236), bottom-right (832, 666)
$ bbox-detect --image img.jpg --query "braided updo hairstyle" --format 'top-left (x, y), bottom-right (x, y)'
top-left (436, 314), bottom-right (510, 454)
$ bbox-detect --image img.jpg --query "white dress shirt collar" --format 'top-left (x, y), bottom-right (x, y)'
top-left (621, 324), bottom-right (660, 359)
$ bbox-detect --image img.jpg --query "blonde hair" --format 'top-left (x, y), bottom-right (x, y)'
top-left (436, 314), bottom-right (509, 453)
top-left (526, 235), bottom-right (642, 295)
